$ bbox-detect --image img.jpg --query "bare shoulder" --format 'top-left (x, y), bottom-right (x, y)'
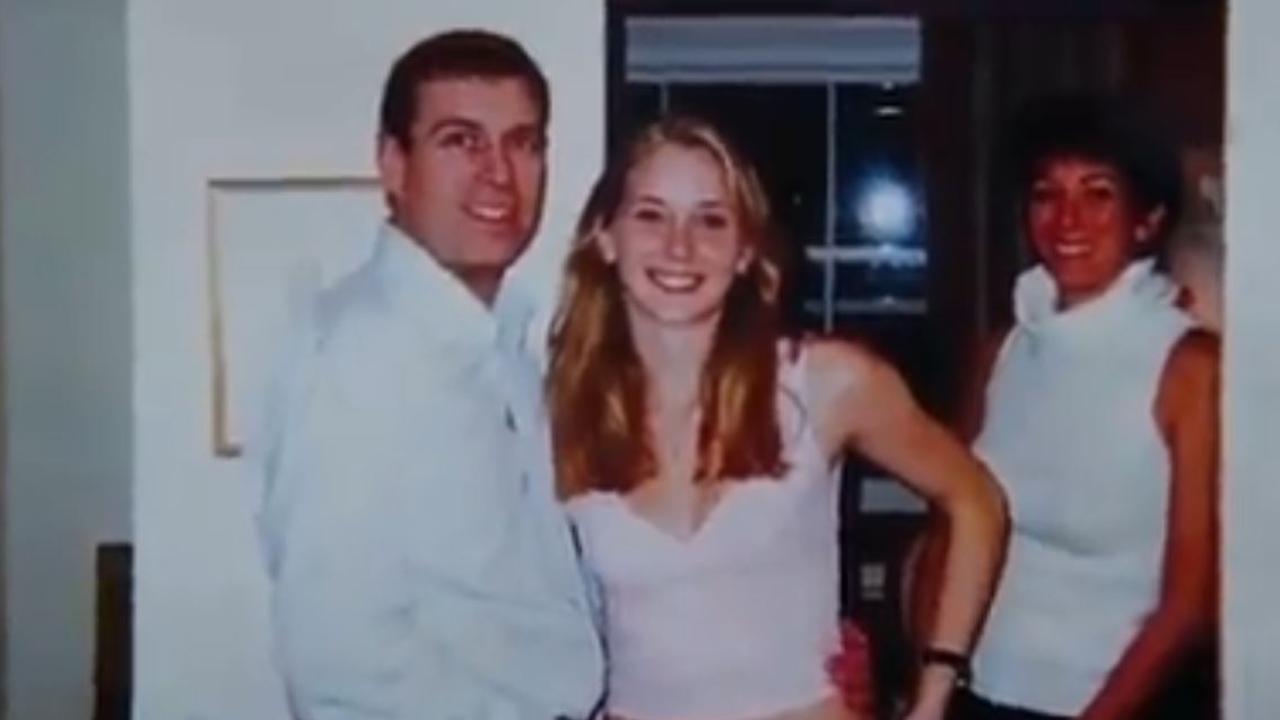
top-left (1157, 329), bottom-right (1221, 425)
top-left (1160, 330), bottom-right (1221, 396)
top-left (800, 337), bottom-right (915, 429)
top-left (803, 337), bottom-right (900, 394)
top-left (799, 337), bottom-right (913, 453)
top-left (1165, 329), bottom-right (1221, 376)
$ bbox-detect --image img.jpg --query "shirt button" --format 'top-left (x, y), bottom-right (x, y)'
top-left (504, 407), bottom-right (517, 431)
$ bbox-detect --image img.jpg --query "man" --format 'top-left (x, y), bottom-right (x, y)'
top-left (257, 30), bottom-right (604, 720)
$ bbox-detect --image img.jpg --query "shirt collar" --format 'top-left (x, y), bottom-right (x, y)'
top-left (1013, 258), bottom-right (1179, 339)
top-left (371, 221), bottom-right (537, 355)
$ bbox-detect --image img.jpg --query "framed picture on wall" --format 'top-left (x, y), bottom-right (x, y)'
top-left (205, 176), bottom-right (384, 457)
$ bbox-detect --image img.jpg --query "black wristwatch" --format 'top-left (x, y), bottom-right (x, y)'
top-left (921, 646), bottom-right (972, 687)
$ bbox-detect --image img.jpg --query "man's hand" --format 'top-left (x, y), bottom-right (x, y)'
top-left (826, 619), bottom-right (876, 718)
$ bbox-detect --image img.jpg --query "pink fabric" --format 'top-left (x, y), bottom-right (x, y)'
top-left (567, 353), bottom-right (843, 720)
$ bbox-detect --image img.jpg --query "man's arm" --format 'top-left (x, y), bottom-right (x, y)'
top-left (262, 358), bottom-right (517, 720)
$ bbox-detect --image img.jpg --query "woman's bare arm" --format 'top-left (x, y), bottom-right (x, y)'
top-left (807, 339), bottom-right (1008, 718)
top-left (1078, 331), bottom-right (1220, 720)
top-left (903, 327), bottom-right (1009, 653)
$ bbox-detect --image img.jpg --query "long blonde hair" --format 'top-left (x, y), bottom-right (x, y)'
top-left (547, 116), bottom-right (790, 499)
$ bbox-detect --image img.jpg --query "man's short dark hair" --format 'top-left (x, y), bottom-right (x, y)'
top-left (1003, 93), bottom-right (1185, 255)
top-left (379, 29), bottom-right (550, 148)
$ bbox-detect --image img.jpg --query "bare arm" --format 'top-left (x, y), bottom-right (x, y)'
top-left (807, 340), bottom-right (1008, 718)
top-left (903, 328), bottom-right (1010, 646)
top-left (1078, 331), bottom-right (1220, 720)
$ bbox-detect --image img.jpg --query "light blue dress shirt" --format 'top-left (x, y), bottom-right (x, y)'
top-left (256, 223), bottom-right (604, 720)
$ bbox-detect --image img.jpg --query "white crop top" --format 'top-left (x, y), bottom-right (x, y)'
top-left (566, 349), bottom-right (843, 720)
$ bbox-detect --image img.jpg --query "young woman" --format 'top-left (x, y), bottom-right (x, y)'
top-left (548, 116), bottom-right (1006, 720)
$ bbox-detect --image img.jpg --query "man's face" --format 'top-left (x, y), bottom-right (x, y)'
top-left (378, 76), bottom-right (547, 281)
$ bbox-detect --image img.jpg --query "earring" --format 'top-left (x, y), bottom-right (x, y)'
top-left (595, 232), bottom-right (617, 264)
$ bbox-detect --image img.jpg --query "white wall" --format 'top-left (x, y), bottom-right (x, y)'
top-left (1223, 0), bottom-right (1280, 717)
top-left (127, 1), bottom-right (605, 717)
top-left (0, 1), bottom-right (133, 718)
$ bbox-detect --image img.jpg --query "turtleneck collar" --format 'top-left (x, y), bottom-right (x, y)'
top-left (1013, 258), bottom-right (1180, 342)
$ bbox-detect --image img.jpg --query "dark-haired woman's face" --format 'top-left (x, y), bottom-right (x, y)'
top-left (1027, 155), bottom-right (1164, 309)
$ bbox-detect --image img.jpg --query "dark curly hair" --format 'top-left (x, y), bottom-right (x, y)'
top-left (1004, 93), bottom-right (1185, 257)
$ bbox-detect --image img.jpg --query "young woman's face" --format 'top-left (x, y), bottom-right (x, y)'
top-left (1026, 155), bottom-right (1164, 308)
top-left (599, 143), bottom-right (752, 328)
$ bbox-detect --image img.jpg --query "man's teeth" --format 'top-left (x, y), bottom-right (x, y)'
top-left (1056, 243), bottom-right (1090, 258)
top-left (647, 269), bottom-right (702, 292)
top-left (470, 205), bottom-right (512, 222)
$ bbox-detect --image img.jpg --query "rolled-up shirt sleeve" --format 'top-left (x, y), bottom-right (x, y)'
top-left (262, 361), bottom-right (520, 720)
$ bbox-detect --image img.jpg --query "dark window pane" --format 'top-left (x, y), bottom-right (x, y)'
top-left (834, 83), bottom-right (922, 244)
top-left (833, 83), bottom-right (927, 308)
top-left (793, 253), bottom-right (829, 333)
top-left (833, 255), bottom-right (928, 316)
top-left (617, 83), bottom-right (662, 147)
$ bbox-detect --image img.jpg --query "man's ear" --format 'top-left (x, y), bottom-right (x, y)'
top-left (1135, 205), bottom-right (1168, 246)
top-left (376, 134), bottom-right (406, 208)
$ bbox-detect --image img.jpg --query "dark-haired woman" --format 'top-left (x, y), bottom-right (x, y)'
top-left (918, 95), bottom-right (1219, 720)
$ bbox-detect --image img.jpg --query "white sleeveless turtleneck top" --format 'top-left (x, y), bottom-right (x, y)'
top-left (971, 260), bottom-right (1193, 715)
top-left (566, 348), bottom-right (842, 720)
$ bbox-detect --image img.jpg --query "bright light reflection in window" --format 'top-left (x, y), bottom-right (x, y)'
top-left (855, 176), bottom-right (916, 242)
